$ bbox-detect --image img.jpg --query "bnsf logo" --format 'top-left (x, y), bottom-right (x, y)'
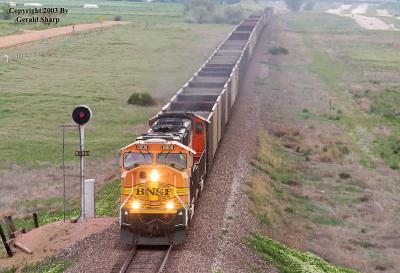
top-left (136, 188), bottom-right (172, 196)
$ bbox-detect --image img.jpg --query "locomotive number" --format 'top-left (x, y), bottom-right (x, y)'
top-left (136, 144), bottom-right (148, 150)
top-left (161, 144), bottom-right (174, 150)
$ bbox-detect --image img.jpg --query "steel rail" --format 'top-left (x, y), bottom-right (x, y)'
top-left (157, 245), bottom-right (173, 273)
top-left (119, 247), bottom-right (138, 273)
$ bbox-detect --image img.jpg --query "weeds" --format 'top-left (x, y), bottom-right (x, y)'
top-left (21, 256), bottom-right (70, 273)
top-left (318, 142), bottom-right (350, 163)
top-left (249, 131), bottom-right (308, 226)
top-left (96, 180), bottom-right (121, 217)
top-left (246, 233), bottom-right (358, 273)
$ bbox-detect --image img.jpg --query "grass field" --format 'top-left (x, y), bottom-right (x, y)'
top-left (283, 12), bottom-right (400, 169)
top-left (0, 11), bottom-right (232, 168)
top-left (0, 1), bottom-right (184, 36)
top-left (248, 10), bottom-right (400, 273)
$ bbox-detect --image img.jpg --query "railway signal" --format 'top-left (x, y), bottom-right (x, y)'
top-left (72, 105), bottom-right (92, 125)
top-left (71, 105), bottom-right (94, 222)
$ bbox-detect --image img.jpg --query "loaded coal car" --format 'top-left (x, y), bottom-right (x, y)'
top-left (118, 8), bottom-right (273, 246)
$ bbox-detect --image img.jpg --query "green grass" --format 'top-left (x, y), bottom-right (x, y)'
top-left (374, 135), bottom-right (400, 169)
top-left (246, 233), bottom-right (359, 273)
top-left (0, 14), bottom-right (232, 167)
top-left (365, 88), bottom-right (400, 122)
top-left (311, 215), bottom-right (343, 226)
top-left (302, 33), bottom-right (345, 91)
top-left (95, 179), bottom-right (121, 217)
top-left (357, 87), bottom-right (400, 169)
top-left (283, 12), bottom-right (361, 35)
top-left (21, 256), bottom-right (70, 273)
top-left (0, 267), bottom-right (16, 273)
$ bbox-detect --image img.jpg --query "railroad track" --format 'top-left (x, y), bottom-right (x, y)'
top-left (111, 245), bottom-right (173, 273)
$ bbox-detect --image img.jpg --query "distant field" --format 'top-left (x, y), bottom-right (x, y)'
top-left (0, 1), bottom-right (184, 36)
top-left (284, 12), bottom-right (400, 168)
top-left (0, 8), bottom-right (232, 168)
top-left (249, 11), bottom-right (400, 273)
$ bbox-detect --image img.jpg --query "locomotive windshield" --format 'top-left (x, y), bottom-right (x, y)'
top-left (157, 153), bottom-right (186, 170)
top-left (123, 152), bottom-right (152, 169)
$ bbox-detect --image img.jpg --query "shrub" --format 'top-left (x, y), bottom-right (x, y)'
top-left (339, 172), bottom-right (351, 179)
top-left (268, 47), bottom-right (289, 55)
top-left (114, 15), bottom-right (122, 21)
top-left (127, 92), bottom-right (154, 106)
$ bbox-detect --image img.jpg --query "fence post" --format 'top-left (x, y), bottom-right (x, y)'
top-left (0, 224), bottom-right (13, 257)
top-left (33, 212), bottom-right (39, 228)
top-left (3, 216), bottom-right (16, 239)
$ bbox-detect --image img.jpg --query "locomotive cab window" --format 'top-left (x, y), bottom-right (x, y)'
top-left (123, 152), bottom-right (153, 169)
top-left (195, 122), bottom-right (203, 134)
top-left (157, 153), bottom-right (187, 170)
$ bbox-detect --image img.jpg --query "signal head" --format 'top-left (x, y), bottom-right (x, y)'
top-left (72, 105), bottom-right (92, 125)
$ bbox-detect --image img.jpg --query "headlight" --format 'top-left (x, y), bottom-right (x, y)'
top-left (131, 200), bottom-right (140, 210)
top-left (150, 169), bottom-right (159, 182)
top-left (166, 201), bottom-right (174, 210)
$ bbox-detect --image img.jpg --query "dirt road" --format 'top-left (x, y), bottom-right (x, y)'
top-left (327, 4), bottom-right (397, 31)
top-left (0, 21), bottom-right (128, 49)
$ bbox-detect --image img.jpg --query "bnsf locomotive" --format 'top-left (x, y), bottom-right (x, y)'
top-left (119, 9), bottom-right (272, 245)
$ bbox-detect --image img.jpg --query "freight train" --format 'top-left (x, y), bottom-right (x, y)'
top-left (119, 9), bottom-right (272, 245)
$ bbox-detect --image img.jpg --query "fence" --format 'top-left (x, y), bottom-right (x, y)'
top-left (0, 28), bottom-right (104, 65)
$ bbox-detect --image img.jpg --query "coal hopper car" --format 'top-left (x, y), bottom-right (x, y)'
top-left (119, 9), bottom-right (273, 246)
